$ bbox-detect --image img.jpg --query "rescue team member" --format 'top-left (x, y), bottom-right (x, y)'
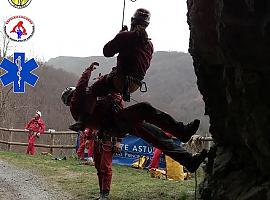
top-left (25, 110), bottom-right (45, 155)
top-left (77, 128), bottom-right (94, 163)
top-left (93, 129), bottom-right (122, 200)
top-left (61, 63), bottom-right (207, 174)
top-left (149, 132), bottom-right (173, 169)
top-left (69, 8), bottom-right (154, 131)
top-left (149, 148), bottom-right (164, 170)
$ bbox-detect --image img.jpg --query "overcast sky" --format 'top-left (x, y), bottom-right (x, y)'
top-left (0, 0), bottom-right (190, 61)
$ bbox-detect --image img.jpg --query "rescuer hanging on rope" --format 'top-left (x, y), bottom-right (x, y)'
top-left (69, 8), bottom-right (154, 132)
top-left (61, 62), bottom-right (207, 173)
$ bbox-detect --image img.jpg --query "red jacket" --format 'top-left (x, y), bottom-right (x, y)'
top-left (25, 117), bottom-right (45, 134)
top-left (103, 31), bottom-right (154, 80)
top-left (70, 68), bottom-right (93, 121)
top-left (70, 68), bottom-right (125, 122)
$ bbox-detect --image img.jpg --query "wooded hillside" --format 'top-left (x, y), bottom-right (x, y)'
top-left (0, 63), bottom-right (78, 130)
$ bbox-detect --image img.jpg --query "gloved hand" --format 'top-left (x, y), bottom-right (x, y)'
top-left (120, 25), bottom-right (128, 32)
top-left (86, 62), bottom-right (99, 71)
top-left (113, 142), bottom-right (121, 154)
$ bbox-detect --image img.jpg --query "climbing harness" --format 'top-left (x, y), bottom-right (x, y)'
top-left (122, 75), bottom-right (148, 102)
top-left (121, 0), bottom-right (137, 28)
top-left (140, 81), bottom-right (147, 92)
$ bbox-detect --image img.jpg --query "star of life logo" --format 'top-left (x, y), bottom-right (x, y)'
top-left (0, 52), bottom-right (39, 93)
top-left (4, 16), bottom-right (35, 42)
top-left (8, 0), bottom-right (32, 9)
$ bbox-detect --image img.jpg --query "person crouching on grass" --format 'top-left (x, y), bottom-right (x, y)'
top-left (25, 110), bottom-right (45, 155)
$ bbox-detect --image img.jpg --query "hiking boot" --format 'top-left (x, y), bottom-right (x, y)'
top-left (69, 121), bottom-right (85, 132)
top-left (99, 195), bottom-right (110, 200)
top-left (99, 191), bottom-right (110, 200)
top-left (180, 119), bottom-right (200, 143)
top-left (185, 149), bottom-right (208, 173)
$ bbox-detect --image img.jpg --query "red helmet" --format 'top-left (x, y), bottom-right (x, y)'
top-left (131, 8), bottom-right (151, 27)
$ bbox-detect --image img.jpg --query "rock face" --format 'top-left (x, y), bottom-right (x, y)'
top-left (187, 0), bottom-right (270, 199)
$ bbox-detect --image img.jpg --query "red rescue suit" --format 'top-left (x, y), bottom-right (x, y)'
top-left (83, 30), bottom-right (153, 115)
top-left (77, 128), bottom-right (94, 160)
top-left (93, 130), bottom-right (115, 195)
top-left (149, 132), bottom-right (173, 169)
top-left (69, 69), bottom-right (206, 173)
top-left (25, 117), bottom-right (45, 155)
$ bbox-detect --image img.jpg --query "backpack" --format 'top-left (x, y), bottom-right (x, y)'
top-left (132, 156), bottom-right (149, 169)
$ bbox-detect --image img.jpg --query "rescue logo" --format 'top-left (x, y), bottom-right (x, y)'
top-left (4, 16), bottom-right (35, 42)
top-left (8, 0), bottom-right (32, 9)
top-left (0, 52), bottom-right (39, 93)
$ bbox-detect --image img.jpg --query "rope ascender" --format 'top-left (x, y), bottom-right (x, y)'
top-left (121, 0), bottom-right (137, 28)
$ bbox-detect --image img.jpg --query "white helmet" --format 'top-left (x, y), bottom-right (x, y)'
top-left (36, 110), bottom-right (42, 117)
top-left (61, 87), bottom-right (76, 106)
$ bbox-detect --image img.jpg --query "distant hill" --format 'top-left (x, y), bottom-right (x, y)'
top-left (46, 56), bottom-right (115, 80)
top-left (47, 51), bottom-right (210, 134)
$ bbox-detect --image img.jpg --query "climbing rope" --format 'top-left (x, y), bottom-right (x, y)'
top-left (121, 0), bottom-right (137, 28)
top-left (121, 0), bottom-right (126, 28)
top-left (195, 170), bottom-right (198, 200)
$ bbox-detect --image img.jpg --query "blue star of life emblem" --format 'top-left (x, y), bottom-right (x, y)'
top-left (0, 52), bottom-right (39, 93)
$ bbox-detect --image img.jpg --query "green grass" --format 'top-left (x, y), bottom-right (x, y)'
top-left (0, 151), bottom-right (204, 200)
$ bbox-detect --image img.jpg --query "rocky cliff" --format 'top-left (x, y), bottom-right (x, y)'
top-left (187, 0), bottom-right (270, 199)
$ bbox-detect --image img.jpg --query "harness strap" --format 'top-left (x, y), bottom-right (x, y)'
top-left (123, 75), bottom-right (147, 101)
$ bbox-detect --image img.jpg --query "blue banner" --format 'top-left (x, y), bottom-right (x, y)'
top-left (76, 134), bottom-right (181, 168)
top-left (112, 135), bottom-right (166, 168)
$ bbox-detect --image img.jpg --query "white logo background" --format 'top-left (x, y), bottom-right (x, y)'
top-left (4, 16), bottom-right (35, 42)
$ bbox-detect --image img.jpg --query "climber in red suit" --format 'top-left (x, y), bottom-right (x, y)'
top-left (92, 129), bottom-right (122, 199)
top-left (77, 128), bottom-right (94, 161)
top-left (61, 62), bottom-right (207, 173)
top-left (68, 8), bottom-right (154, 131)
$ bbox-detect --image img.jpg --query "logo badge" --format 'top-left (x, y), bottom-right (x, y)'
top-left (4, 16), bottom-right (35, 42)
top-left (8, 0), bottom-right (32, 9)
top-left (0, 52), bottom-right (39, 93)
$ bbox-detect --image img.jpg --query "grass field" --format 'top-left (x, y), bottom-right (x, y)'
top-left (0, 151), bottom-right (204, 200)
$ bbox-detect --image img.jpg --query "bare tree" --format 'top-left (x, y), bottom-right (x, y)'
top-left (0, 30), bottom-right (11, 58)
top-left (0, 30), bottom-right (12, 126)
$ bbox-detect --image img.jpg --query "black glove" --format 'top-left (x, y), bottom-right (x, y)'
top-left (86, 62), bottom-right (99, 71)
top-left (120, 25), bottom-right (128, 32)
top-left (112, 142), bottom-right (121, 154)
